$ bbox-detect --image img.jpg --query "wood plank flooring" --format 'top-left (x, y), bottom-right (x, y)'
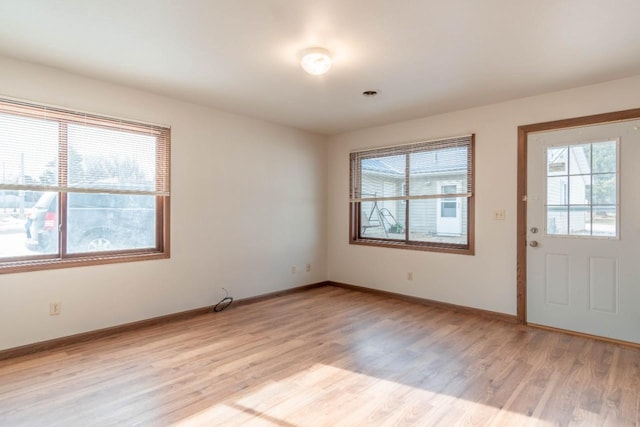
top-left (0, 285), bottom-right (638, 426)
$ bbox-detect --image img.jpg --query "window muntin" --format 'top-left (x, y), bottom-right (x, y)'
top-left (0, 98), bottom-right (170, 272)
top-left (350, 135), bottom-right (474, 254)
top-left (545, 140), bottom-right (617, 238)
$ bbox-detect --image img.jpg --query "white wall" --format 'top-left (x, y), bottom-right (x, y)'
top-left (0, 56), bottom-right (328, 351)
top-left (327, 75), bottom-right (640, 315)
top-left (3, 54), bottom-right (639, 352)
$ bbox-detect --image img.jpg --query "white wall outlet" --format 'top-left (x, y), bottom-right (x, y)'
top-left (407, 272), bottom-right (413, 281)
top-left (494, 209), bottom-right (506, 220)
top-left (291, 266), bottom-right (297, 274)
top-left (50, 302), bottom-right (61, 316)
top-left (306, 263), bottom-right (311, 272)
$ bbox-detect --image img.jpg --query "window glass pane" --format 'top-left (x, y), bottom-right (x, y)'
top-left (569, 144), bottom-right (591, 175)
top-left (592, 141), bottom-right (616, 173)
top-left (360, 155), bottom-right (404, 199)
top-left (360, 200), bottom-right (403, 240)
top-left (409, 198), bottom-right (467, 244)
top-left (0, 191), bottom-right (58, 258)
top-left (592, 173), bottom-right (616, 205)
top-left (410, 147), bottom-right (468, 196)
top-left (67, 124), bottom-right (157, 191)
top-left (592, 206), bottom-right (616, 237)
top-left (547, 206), bottom-right (568, 235)
top-left (408, 199), bottom-right (435, 241)
top-left (569, 206), bottom-right (591, 236)
top-left (66, 193), bottom-right (156, 254)
top-left (547, 146), bottom-right (568, 176)
top-left (569, 175), bottom-right (590, 205)
top-left (547, 176), bottom-right (568, 205)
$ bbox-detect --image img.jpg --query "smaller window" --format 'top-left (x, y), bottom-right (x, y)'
top-left (545, 140), bottom-right (618, 238)
top-left (349, 134), bottom-right (474, 254)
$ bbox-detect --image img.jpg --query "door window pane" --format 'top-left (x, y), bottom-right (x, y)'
top-left (569, 206), bottom-right (591, 236)
top-left (569, 144), bottom-right (591, 175)
top-left (592, 141), bottom-right (616, 173)
top-left (547, 206), bottom-right (568, 235)
top-left (547, 176), bottom-right (568, 205)
top-left (545, 141), bottom-right (617, 237)
top-left (547, 147), bottom-right (568, 176)
top-left (592, 174), bottom-right (616, 205)
top-left (569, 175), bottom-right (590, 205)
top-left (592, 206), bottom-right (616, 237)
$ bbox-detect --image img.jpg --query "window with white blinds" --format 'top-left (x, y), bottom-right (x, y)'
top-left (0, 97), bottom-right (170, 272)
top-left (349, 134), bottom-right (474, 254)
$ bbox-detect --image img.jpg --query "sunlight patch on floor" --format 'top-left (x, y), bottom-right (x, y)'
top-left (171, 363), bottom-right (555, 426)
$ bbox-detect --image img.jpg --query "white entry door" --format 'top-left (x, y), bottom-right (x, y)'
top-left (436, 182), bottom-right (462, 235)
top-left (527, 119), bottom-right (640, 343)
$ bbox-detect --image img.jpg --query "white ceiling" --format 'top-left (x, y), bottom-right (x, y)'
top-left (0, 1), bottom-right (639, 135)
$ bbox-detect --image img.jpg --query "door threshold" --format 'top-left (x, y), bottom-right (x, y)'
top-left (528, 323), bottom-right (640, 349)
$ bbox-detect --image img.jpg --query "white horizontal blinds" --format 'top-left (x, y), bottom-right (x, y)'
top-left (350, 135), bottom-right (473, 203)
top-left (0, 109), bottom-right (59, 192)
top-left (359, 153), bottom-right (405, 200)
top-left (0, 98), bottom-right (170, 196)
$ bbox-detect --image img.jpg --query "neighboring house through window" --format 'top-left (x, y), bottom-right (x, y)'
top-left (545, 140), bottom-right (617, 237)
top-left (349, 134), bottom-right (474, 254)
top-left (0, 98), bottom-right (170, 273)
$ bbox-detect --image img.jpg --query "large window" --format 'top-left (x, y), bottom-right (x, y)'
top-left (349, 135), bottom-right (474, 254)
top-left (0, 98), bottom-right (170, 273)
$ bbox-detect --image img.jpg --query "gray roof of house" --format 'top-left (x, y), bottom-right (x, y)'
top-left (362, 147), bottom-right (468, 176)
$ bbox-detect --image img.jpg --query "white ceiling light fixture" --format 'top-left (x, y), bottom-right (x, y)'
top-left (300, 47), bottom-right (332, 75)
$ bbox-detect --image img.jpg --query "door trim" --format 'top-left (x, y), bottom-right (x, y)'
top-left (516, 108), bottom-right (640, 324)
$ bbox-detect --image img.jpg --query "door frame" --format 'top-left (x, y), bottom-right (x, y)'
top-left (516, 107), bottom-right (640, 324)
top-left (436, 181), bottom-right (462, 236)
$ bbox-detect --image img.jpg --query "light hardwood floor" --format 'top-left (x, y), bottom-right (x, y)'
top-left (0, 286), bottom-right (638, 426)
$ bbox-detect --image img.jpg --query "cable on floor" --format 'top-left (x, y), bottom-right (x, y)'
top-left (213, 287), bottom-right (233, 312)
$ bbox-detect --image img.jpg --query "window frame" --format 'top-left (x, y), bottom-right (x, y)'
top-left (349, 134), bottom-right (475, 255)
top-left (0, 98), bottom-right (170, 274)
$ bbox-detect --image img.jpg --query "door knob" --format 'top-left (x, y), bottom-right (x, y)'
top-left (529, 240), bottom-right (538, 247)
